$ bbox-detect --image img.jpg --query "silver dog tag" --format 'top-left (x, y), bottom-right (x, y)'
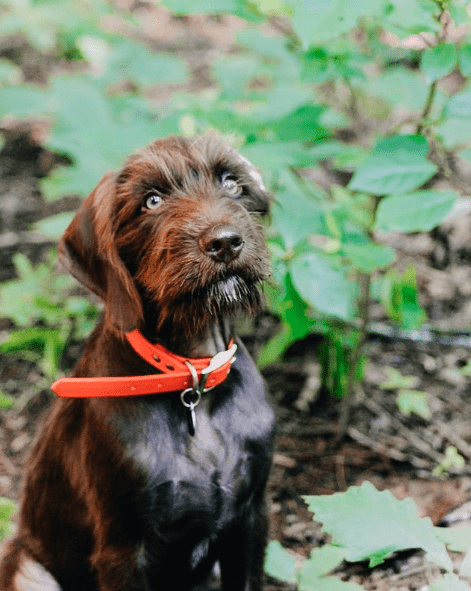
top-left (186, 401), bottom-right (196, 436)
top-left (180, 384), bottom-right (201, 437)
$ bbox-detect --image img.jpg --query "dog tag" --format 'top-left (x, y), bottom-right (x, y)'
top-left (186, 401), bottom-right (196, 436)
top-left (180, 386), bottom-right (201, 437)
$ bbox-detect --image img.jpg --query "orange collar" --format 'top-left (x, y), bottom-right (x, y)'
top-left (51, 329), bottom-right (237, 399)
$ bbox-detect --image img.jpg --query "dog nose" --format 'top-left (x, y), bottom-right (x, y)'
top-left (202, 225), bottom-right (244, 264)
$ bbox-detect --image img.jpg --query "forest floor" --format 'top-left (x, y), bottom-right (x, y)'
top-left (1, 5), bottom-right (471, 590)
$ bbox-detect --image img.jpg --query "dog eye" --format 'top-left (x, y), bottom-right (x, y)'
top-left (221, 173), bottom-right (242, 198)
top-left (144, 192), bottom-right (163, 210)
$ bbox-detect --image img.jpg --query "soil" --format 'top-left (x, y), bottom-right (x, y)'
top-left (2, 5), bottom-right (471, 590)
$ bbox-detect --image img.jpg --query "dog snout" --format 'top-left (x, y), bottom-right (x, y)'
top-left (200, 225), bottom-right (244, 264)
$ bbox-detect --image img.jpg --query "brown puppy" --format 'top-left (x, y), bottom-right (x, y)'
top-left (0, 136), bottom-right (275, 591)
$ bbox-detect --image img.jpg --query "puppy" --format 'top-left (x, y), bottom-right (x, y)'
top-left (0, 135), bottom-right (275, 591)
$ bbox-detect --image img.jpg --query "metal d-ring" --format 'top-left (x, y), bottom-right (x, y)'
top-left (180, 361), bottom-right (202, 436)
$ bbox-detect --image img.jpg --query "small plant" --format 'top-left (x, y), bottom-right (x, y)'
top-left (265, 481), bottom-right (471, 590)
top-left (0, 253), bottom-right (98, 383)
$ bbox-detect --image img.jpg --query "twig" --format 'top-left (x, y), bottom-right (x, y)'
top-left (347, 426), bottom-right (429, 468)
top-left (362, 397), bottom-right (444, 464)
top-left (432, 420), bottom-right (471, 459)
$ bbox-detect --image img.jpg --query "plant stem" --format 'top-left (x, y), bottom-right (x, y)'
top-left (334, 196), bottom-right (381, 445)
top-left (417, 80), bottom-right (437, 135)
top-left (334, 272), bottom-right (370, 445)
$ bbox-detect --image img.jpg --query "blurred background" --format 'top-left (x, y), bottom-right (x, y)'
top-left (2, 1), bottom-right (471, 588)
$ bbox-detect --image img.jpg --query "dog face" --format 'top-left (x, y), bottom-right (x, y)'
top-left (59, 135), bottom-right (271, 340)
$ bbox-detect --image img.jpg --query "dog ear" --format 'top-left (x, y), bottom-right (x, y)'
top-left (59, 172), bottom-right (144, 334)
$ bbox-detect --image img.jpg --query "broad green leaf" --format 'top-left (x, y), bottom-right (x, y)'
top-left (435, 525), bottom-right (471, 552)
top-left (289, 0), bottom-right (384, 47)
top-left (273, 104), bottom-right (329, 141)
top-left (264, 541), bottom-right (297, 584)
top-left (32, 212), bottom-right (75, 239)
top-left (252, 82), bottom-right (313, 122)
top-left (380, 0), bottom-right (439, 38)
top-left (396, 390), bottom-right (431, 420)
top-left (300, 47), bottom-right (365, 84)
top-left (429, 573), bottom-right (471, 591)
top-left (290, 252), bottom-right (357, 320)
top-left (308, 141), bottom-right (368, 169)
top-left (272, 171), bottom-right (325, 248)
top-left (421, 44), bottom-right (458, 84)
top-left (459, 45), bottom-right (471, 76)
top-left (349, 135), bottom-right (437, 195)
top-left (374, 190), bottom-right (458, 233)
top-left (104, 40), bottom-right (188, 87)
top-left (213, 55), bottom-right (269, 99)
top-left (446, 88), bottom-right (471, 117)
top-left (300, 545), bottom-right (346, 582)
top-left (437, 117), bottom-right (471, 147)
top-left (303, 481), bottom-right (453, 571)
top-left (241, 141), bottom-right (313, 171)
top-left (0, 85), bottom-right (51, 119)
top-left (342, 243), bottom-right (396, 273)
top-left (370, 68), bottom-right (431, 112)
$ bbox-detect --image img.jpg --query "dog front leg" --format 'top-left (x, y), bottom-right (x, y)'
top-left (218, 500), bottom-right (269, 591)
top-left (92, 546), bottom-right (151, 591)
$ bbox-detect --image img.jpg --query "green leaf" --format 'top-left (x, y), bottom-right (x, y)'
top-left (0, 85), bottom-right (51, 119)
top-left (429, 573), bottom-right (471, 591)
top-left (0, 497), bottom-right (15, 542)
top-left (437, 117), bottom-right (471, 147)
top-left (433, 446), bottom-right (466, 477)
top-left (32, 212), bottom-right (75, 239)
top-left (252, 82), bottom-right (313, 122)
top-left (264, 541), bottom-right (297, 584)
top-left (435, 525), bottom-right (471, 553)
top-left (421, 44), bottom-right (458, 84)
top-left (300, 545), bottom-right (346, 582)
top-left (342, 243), bottom-right (396, 272)
top-left (303, 481), bottom-right (453, 571)
top-left (0, 391), bottom-right (15, 410)
top-left (396, 390), bottom-right (431, 420)
top-left (374, 190), bottom-right (458, 233)
top-left (289, 0), bottom-right (384, 47)
top-left (459, 45), bottom-right (471, 76)
top-left (380, 0), bottom-right (439, 38)
top-left (370, 67), bottom-right (431, 112)
top-left (272, 171), bottom-right (326, 248)
top-left (446, 88), bottom-right (471, 117)
top-left (104, 40), bottom-right (189, 87)
top-left (290, 252), bottom-right (357, 320)
top-left (379, 367), bottom-right (418, 390)
top-left (349, 135), bottom-right (437, 195)
top-left (273, 104), bottom-right (329, 141)
top-left (241, 141), bottom-right (313, 171)
top-left (213, 55), bottom-right (269, 99)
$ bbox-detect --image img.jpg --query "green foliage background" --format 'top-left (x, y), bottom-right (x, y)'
top-left (1, 0), bottom-right (471, 588)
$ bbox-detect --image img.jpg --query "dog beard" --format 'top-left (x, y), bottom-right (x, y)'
top-left (154, 273), bottom-right (264, 341)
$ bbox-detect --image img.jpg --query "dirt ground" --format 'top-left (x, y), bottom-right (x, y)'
top-left (2, 5), bottom-right (471, 590)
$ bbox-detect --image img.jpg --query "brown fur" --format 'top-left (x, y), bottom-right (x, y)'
top-left (0, 135), bottom-right (275, 591)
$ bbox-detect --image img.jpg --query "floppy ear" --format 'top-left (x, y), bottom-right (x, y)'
top-left (58, 172), bottom-right (143, 334)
